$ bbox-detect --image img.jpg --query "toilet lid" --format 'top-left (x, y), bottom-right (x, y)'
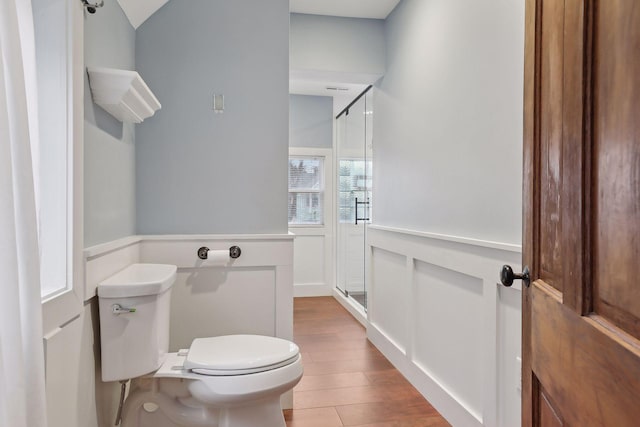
top-left (184, 335), bottom-right (300, 376)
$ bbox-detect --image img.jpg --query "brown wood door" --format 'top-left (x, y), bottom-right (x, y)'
top-left (521, 0), bottom-right (640, 426)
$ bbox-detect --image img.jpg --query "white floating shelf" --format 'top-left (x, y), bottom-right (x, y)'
top-left (87, 67), bottom-right (161, 123)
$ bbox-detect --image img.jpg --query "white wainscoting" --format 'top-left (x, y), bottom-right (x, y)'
top-left (43, 301), bottom-right (120, 427)
top-left (84, 234), bottom-right (294, 344)
top-left (84, 236), bottom-right (141, 300)
top-left (84, 233), bottom-right (295, 409)
top-left (138, 234), bottom-right (294, 347)
top-left (366, 225), bottom-right (522, 427)
top-left (44, 314), bottom-right (83, 427)
top-left (291, 227), bottom-right (333, 296)
top-left (40, 236), bottom-right (144, 427)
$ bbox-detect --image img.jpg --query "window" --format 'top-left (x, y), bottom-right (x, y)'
top-left (33, 0), bottom-right (83, 331)
top-left (288, 157), bottom-right (324, 225)
top-left (33, 0), bottom-right (70, 299)
top-left (338, 159), bottom-right (372, 223)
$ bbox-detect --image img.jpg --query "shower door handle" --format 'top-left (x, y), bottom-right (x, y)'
top-left (355, 198), bottom-right (370, 225)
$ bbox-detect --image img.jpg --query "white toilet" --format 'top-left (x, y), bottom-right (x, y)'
top-left (97, 263), bottom-right (303, 427)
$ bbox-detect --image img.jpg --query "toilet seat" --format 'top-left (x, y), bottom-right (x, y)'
top-left (191, 355), bottom-right (300, 376)
top-left (184, 335), bottom-right (300, 376)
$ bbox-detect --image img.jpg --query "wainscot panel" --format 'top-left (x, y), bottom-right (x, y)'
top-left (367, 225), bottom-right (522, 427)
top-left (137, 234), bottom-right (294, 342)
top-left (291, 231), bottom-right (333, 297)
top-left (44, 315), bottom-right (83, 426)
top-left (370, 247), bottom-right (408, 352)
top-left (413, 260), bottom-right (484, 418)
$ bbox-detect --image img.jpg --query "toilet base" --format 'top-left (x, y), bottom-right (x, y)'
top-left (122, 386), bottom-right (287, 427)
top-left (119, 354), bottom-right (302, 427)
top-left (217, 397), bottom-right (285, 427)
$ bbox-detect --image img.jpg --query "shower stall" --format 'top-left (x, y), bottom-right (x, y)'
top-left (335, 86), bottom-right (373, 310)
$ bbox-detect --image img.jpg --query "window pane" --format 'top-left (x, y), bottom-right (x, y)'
top-left (289, 157), bottom-right (322, 190)
top-left (33, 0), bottom-right (69, 298)
top-left (288, 192), bottom-right (323, 225)
top-left (338, 159), bottom-right (372, 223)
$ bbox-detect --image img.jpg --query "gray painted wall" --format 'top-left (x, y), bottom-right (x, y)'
top-left (84, 0), bottom-right (136, 246)
top-left (135, 0), bottom-right (290, 235)
top-left (290, 95), bottom-right (333, 149)
top-left (374, 0), bottom-right (525, 244)
top-left (290, 13), bottom-right (385, 80)
top-left (82, 4), bottom-right (135, 425)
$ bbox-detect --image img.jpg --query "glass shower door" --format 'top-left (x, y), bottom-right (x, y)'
top-left (336, 88), bottom-right (372, 309)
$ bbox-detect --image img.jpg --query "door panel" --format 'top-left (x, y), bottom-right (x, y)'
top-left (538, 387), bottom-right (563, 427)
top-left (538, 0), bottom-right (565, 293)
top-left (523, 0), bottom-right (640, 426)
top-left (531, 284), bottom-right (640, 426)
top-left (593, 1), bottom-right (640, 340)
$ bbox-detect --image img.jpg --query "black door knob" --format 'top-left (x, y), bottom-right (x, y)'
top-left (501, 265), bottom-right (531, 287)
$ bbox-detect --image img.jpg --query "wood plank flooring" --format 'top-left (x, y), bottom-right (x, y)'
top-left (285, 297), bottom-right (451, 427)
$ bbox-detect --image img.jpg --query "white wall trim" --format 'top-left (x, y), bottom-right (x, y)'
top-left (288, 227), bottom-right (327, 235)
top-left (84, 235), bottom-right (142, 258)
top-left (41, 0), bottom-right (85, 335)
top-left (368, 224), bottom-right (522, 253)
top-left (84, 233), bottom-right (294, 300)
top-left (141, 233), bottom-right (295, 241)
top-left (288, 147), bottom-right (333, 158)
top-left (365, 226), bottom-right (522, 427)
top-left (84, 237), bottom-right (141, 301)
top-left (294, 283), bottom-right (333, 297)
top-left (84, 233), bottom-right (294, 260)
top-left (138, 235), bottom-right (293, 269)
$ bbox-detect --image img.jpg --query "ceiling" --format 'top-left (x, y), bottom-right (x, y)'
top-left (116, 0), bottom-right (169, 29)
top-left (290, 0), bottom-right (401, 19)
top-left (117, 0), bottom-right (401, 29)
top-left (116, 0), bottom-right (396, 98)
top-left (290, 80), bottom-right (369, 109)
top-left (289, 1), bottom-right (400, 97)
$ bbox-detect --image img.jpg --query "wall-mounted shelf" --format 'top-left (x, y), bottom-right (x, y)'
top-left (87, 67), bottom-right (161, 123)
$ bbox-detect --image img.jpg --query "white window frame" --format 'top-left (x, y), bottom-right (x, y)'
top-left (288, 155), bottom-right (325, 227)
top-left (288, 148), bottom-right (333, 229)
top-left (36, 0), bottom-right (84, 333)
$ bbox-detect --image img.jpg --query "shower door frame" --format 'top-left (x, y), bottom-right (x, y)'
top-left (334, 85), bottom-right (373, 310)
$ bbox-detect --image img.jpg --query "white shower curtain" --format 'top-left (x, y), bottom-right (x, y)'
top-left (0, 0), bottom-right (48, 426)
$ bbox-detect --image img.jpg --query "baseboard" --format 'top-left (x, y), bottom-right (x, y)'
top-left (368, 325), bottom-right (483, 427)
top-left (293, 283), bottom-right (332, 297)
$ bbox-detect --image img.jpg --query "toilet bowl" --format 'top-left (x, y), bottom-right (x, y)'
top-left (97, 264), bottom-right (302, 427)
top-left (122, 335), bottom-right (303, 427)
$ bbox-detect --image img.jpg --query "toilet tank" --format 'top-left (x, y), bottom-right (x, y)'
top-left (97, 263), bottom-right (177, 382)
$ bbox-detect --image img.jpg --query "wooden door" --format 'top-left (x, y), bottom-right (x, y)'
top-left (521, 0), bottom-right (640, 426)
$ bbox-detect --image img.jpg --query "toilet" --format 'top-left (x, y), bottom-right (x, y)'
top-left (97, 263), bottom-right (303, 427)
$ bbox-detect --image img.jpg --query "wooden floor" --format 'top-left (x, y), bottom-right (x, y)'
top-left (285, 297), bottom-right (450, 427)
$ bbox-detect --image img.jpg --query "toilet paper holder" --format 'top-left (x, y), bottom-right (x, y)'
top-left (197, 246), bottom-right (242, 260)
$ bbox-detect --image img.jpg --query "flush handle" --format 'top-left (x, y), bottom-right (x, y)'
top-left (112, 304), bottom-right (137, 315)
